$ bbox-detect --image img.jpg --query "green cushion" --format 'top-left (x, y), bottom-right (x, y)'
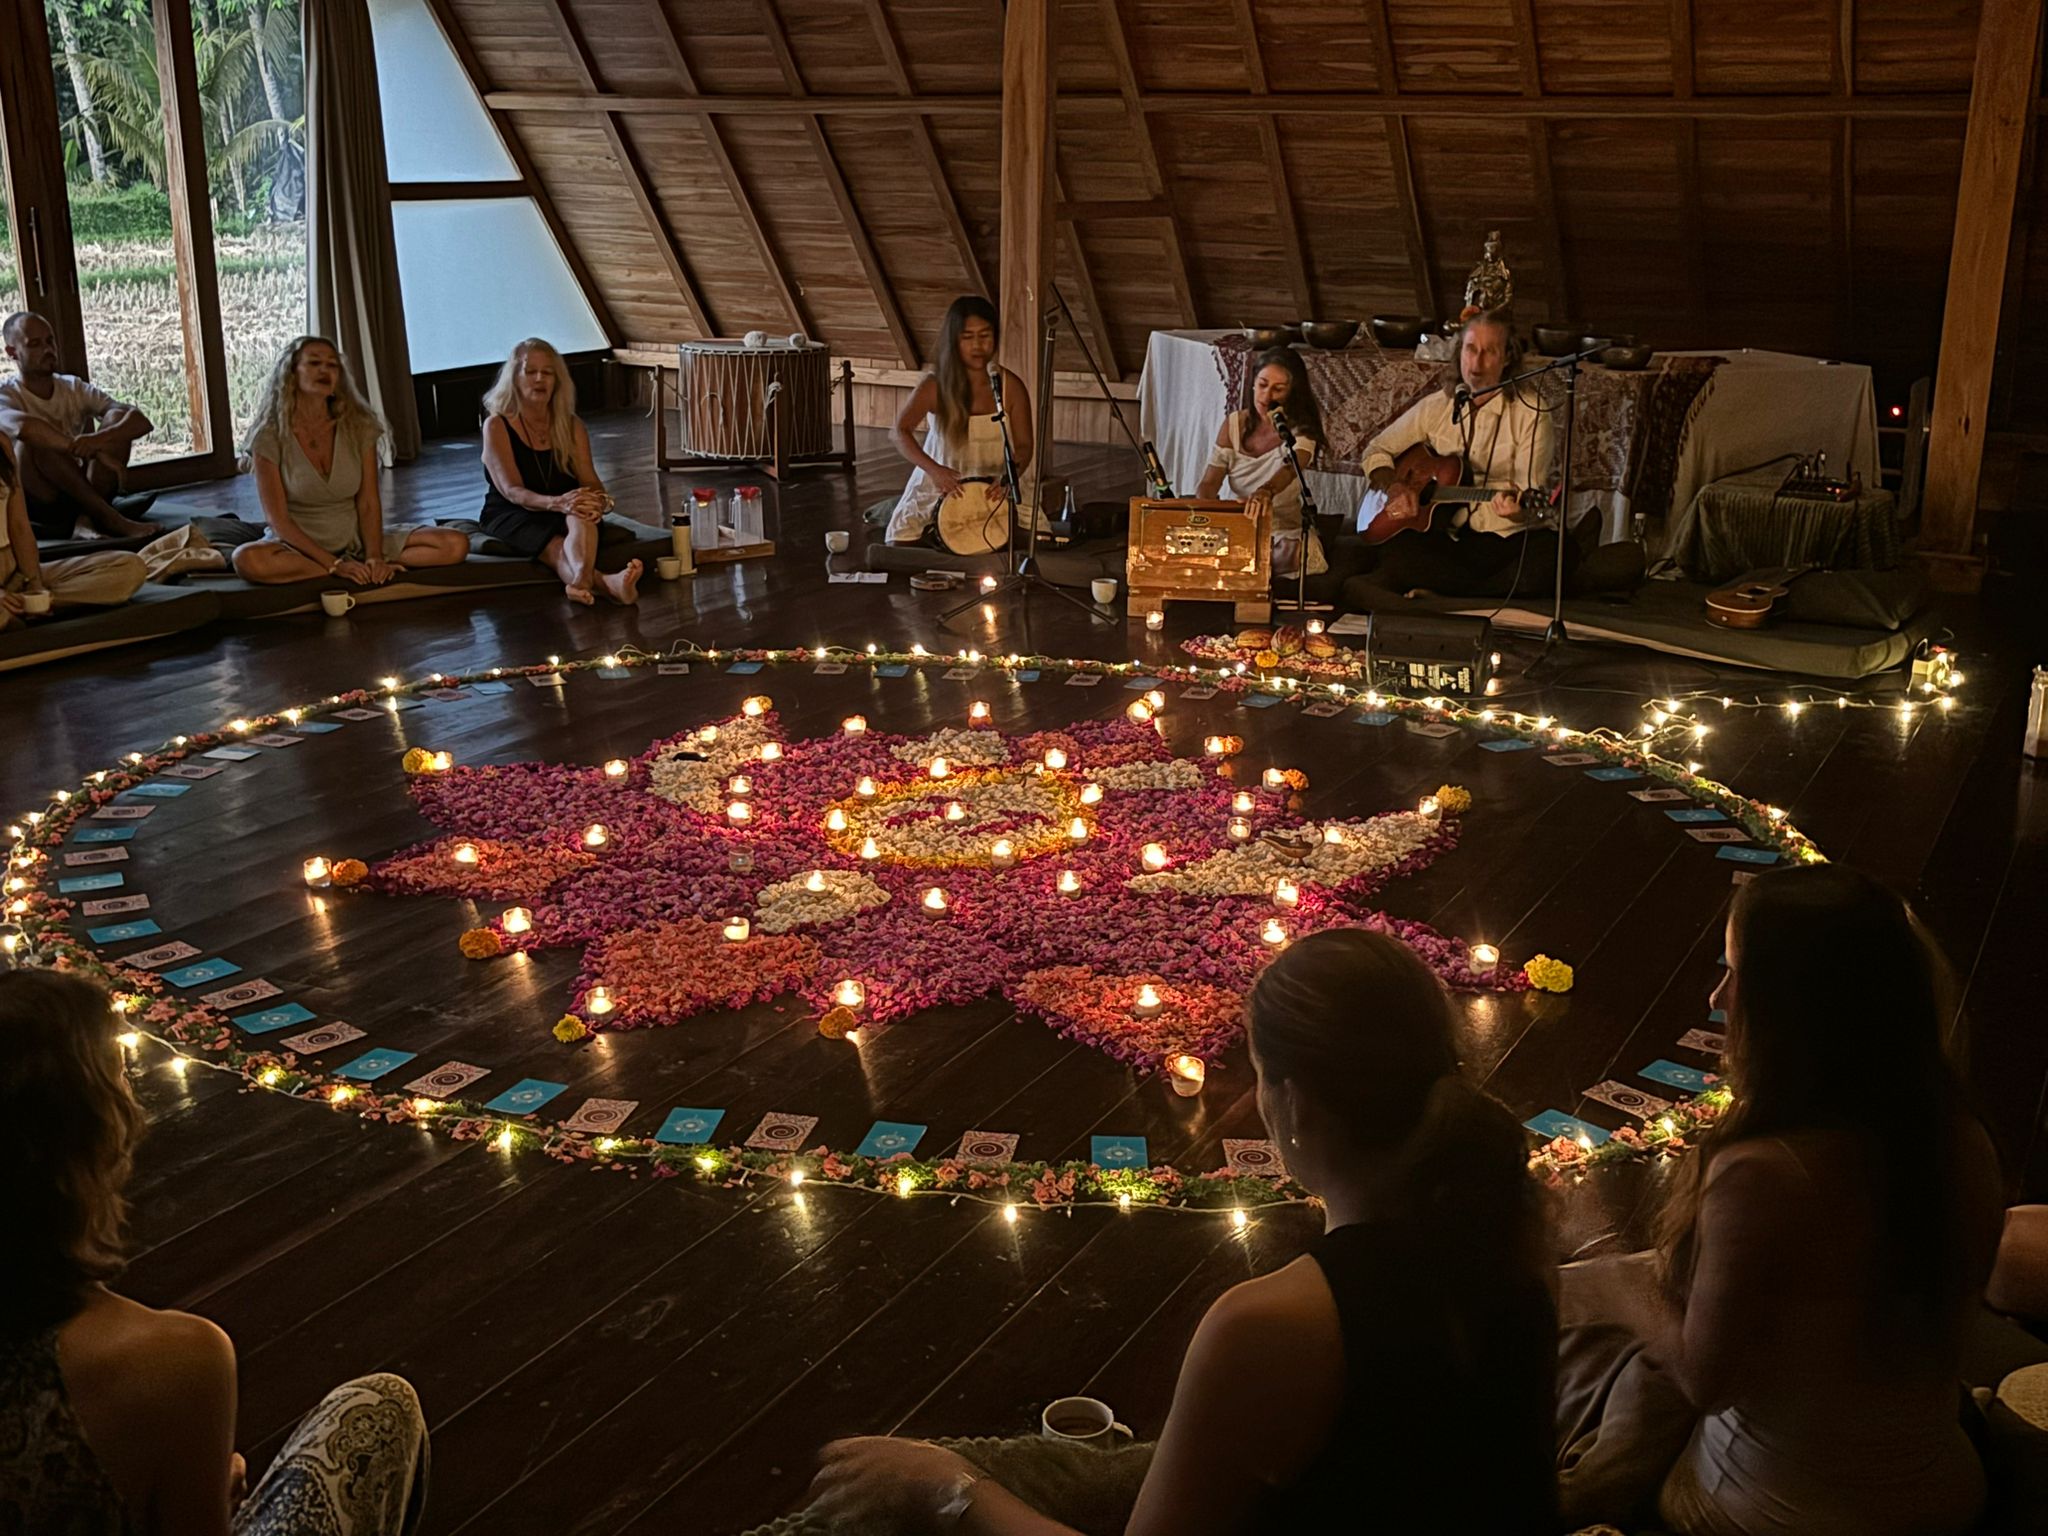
top-left (0, 583), bottom-right (219, 671)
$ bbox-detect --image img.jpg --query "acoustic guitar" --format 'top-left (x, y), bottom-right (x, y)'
top-left (1362, 441), bottom-right (1547, 546)
top-left (1704, 566), bottom-right (1814, 630)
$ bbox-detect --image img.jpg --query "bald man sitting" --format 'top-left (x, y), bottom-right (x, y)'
top-left (0, 311), bottom-right (159, 541)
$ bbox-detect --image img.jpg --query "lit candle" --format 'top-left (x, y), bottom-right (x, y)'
top-left (1418, 795), bottom-right (1440, 817)
top-left (430, 751), bottom-right (454, 772)
top-left (1067, 817), bottom-right (1089, 842)
top-left (1262, 768), bottom-right (1286, 791)
top-left (1145, 610), bottom-right (1165, 631)
top-left (1126, 701), bottom-right (1154, 723)
top-left (921, 886), bottom-right (950, 914)
top-left (833, 977), bottom-right (866, 1010)
top-left (603, 758), bottom-right (628, 778)
top-left (1228, 817), bottom-right (1252, 841)
top-left (1057, 868), bottom-right (1081, 895)
top-left (1144, 689), bottom-right (1166, 710)
top-left (979, 574), bottom-right (998, 593)
top-left (1306, 618), bottom-right (1326, 635)
top-left (503, 906), bottom-right (533, 934)
top-left (1079, 782), bottom-right (1103, 806)
top-left (583, 823), bottom-right (609, 849)
top-left (742, 695), bottom-right (771, 717)
top-left (586, 986), bottom-right (615, 1015)
top-left (805, 869), bottom-right (827, 891)
top-left (860, 837), bottom-right (881, 860)
top-left (727, 800), bottom-right (752, 824)
top-left (1261, 918), bottom-right (1288, 947)
top-left (856, 776), bottom-right (877, 797)
top-left (929, 756), bottom-right (951, 779)
top-left (1168, 1054), bottom-right (1206, 1096)
top-left (453, 842), bottom-right (480, 865)
top-left (724, 915), bottom-right (751, 942)
top-left (302, 856), bottom-right (331, 887)
top-left (729, 850), bottom-right (754, 873)
top-left (943, 800), bottom-right (967, 822)
top-left (1233, 790), bottom-right (1256, 814)
top-left (1132, 983), bottom-right (1164, 1019)
top-left (1322, 824), bottom-right (1345, 844)
top-left (760, 742), bottom-right (783, 762)
top-left (1205, 736), bottom-right (1229, 756)
top-left (700, 725), bottom-right (720, 743)
top-left (991, 838), bottom-right (1016, 869)
top-left (842, 715), bottom-right (867, 735)
top-left (1043, 747), bottom-right (1068, 771)
top-left (1469, 943), bottom-right (1500, 975)
top-left (1140, 842), bottom-right (1168, 872)
top-left (1272, 877), bottom-right (1300, 908)
top-left (729, 774), bottom-right (753, 796)
top-left (825, 807), bottom-right (849, 832)
top-left (969, 700), bottom-right (991, 723)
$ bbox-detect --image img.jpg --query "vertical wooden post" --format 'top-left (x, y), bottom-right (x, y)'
top-left (1000, 0), bottom-right (1055, 419)
top-left (0, 2), bottom-right (86, 372)
top-left (1921, 0), bottom-right (2043, 557)
top-left (154, 0), bottom-right (233, 466)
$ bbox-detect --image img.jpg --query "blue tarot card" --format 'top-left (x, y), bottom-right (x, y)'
top-left (1240, 693), bottom-right (1281, 709)
top-left (875, 663), bottom-right (909, 677)
top-left (1665, 807), bottom-right (1729, 824)
top-left (1013, 669), bottom-right (1040, 682)
top-left (725, 661), bottom-right (764, 675)
top-left (234, 1002), bottom-right (318, 1035)
top-left (470, 680), bottom-right (515, 695)
top-left (856, 1120), bottom-right (927, 1159)
top-left (1124, 675), bottom-right (1163, 690)
top-left (74, 826), bottom-right (137, 843)
top-left (125, 782), bottom-right (190, 798)
top-left (334, 1048), bottom-right (417, 1081)
top-left (1352, 711), bottom-right (1395, 726)
top-left (1480, 738), bottom-right (1536, 752)
top-left (483, 1078), bottom-right (568, 1116)
top-left (1639, 1059), bottom-right (1716, 1093)
top-left (1090, 1135), bottom-right (1149, 1169)
top-left (58, 873), bottom-right (125, 893)
top-left (596, 668), bottom-right (633, 679)
top-left (1707, 1008), bottom-right (1728, 1025)
top-left (654, 1107), bottom-right (726, 1146)
top-left (87, 919), bottom-right (162, 944)
top-left (387, 696), bottom-right (424, 711)
top-left (1524, 1110), bottom-right (1610, 1145)
top-left (1717, 845), bottom-right (1780, 866)
top-left (1586, 766), bottom-right (1645, 782)
top-left (160, 958), bottom-right (241, 988)
top-left (294, 720), bottom-right (342, 733)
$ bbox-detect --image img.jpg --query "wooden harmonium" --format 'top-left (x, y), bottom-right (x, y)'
top-left (1126, 497), bottom-right (1271, 609)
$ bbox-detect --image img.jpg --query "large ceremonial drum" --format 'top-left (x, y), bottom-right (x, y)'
top-left (673, 339), bottom-right (835, 461)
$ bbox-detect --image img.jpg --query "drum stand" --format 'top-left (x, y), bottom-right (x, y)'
top-left (942, 310), bottom-right (1109, 627)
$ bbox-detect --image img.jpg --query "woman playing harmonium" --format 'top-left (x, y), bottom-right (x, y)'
top-left (883, 296), bottom-right (1034, 547)
top-left (1194, 347), bottom-right (1327, 577)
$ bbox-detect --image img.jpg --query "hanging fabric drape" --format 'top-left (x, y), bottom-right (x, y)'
top-left (304, 0), bottom-right (420, 463)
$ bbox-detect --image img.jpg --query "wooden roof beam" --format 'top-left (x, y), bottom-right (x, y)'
top-left (1387, 116), bottom-right (1438, 321)
top-left (1097, 0), bottom-right (1198, 327)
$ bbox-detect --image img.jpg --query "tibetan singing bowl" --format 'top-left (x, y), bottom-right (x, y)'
top-left (1300, 320), bottom-right (1362, 350)
top-left (1246, 324), bottom-right (1304, 349)
top-left (1370, 315), bottom-right (1427, 351)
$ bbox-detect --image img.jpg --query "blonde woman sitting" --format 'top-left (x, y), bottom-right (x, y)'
top-left (884, 296), bottom-right (1033, 546)
top-left (233, 338), bottom-right (468, 586)
top-left (480, 338), bottom-right (638, 605)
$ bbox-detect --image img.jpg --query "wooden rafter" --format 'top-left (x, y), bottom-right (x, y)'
top-left (1671, 0), bottom-right (1694, 95)
top-left (1259, 120), bottom-right (1315, 320)
top-left (1508, 0), bottom-right (1545, 96)
top-left (1527, 124), bottom-right (1570, 323)
top-left (1049, 161), bottom-right (1122, 380)
top-left (1833, 0), bottom-right (1855, 96)
top-left (1676, 121), bottom-right (1707, 321)
top-left (633, 0), bottom-right (807, 336)
top-left (1364, 0), bottom-right (1400, 93)
top-left (1231, 0), bottom-right (1267, 93)
top-left (754, 0), bottom-right (918, 365)
top-left (420, 0), bottom-right (622, 346)
top-left (1387, 116), bottom-right (1438, 319)
top-left (1097, 0), bottom-right (1198, 326)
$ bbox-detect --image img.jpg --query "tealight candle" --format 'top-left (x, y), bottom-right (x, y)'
top-left (1323, 824), bottom-right (1346, 844)
top-left (583, 823), bottom-right (609, 849)
top-left (856, 776), bottom-right (877, 797)
top-left (921, 887), bottom-right (950, 914)
top-left (805, 870), bottom-right (827, 892)
top-left (1205, 736), bottom-right (1229, 756)
top-left (979, 574), bottom-right (998, 593)
top-left (1469, 943), bottom-right (1500, 975)
top-left (729, 774), bottom-right (753, 796)
top-left (833, 977), bottom-right (866, 1010)
top-left (586, 986), bottom-right (615, 1015)
top-left (1228, 817), bottom-right (1252, 841)
top-left (503, 906), bottom-right (533, 934)
top-left (1079, 782), bottom-right (1103, 806)
top-left (1262, 768), bottom-right (1287, 791)
top-left (990, 838), bottom-right (1016, 869)
top-left (860, 837), bottom-right (881, 860)
top-left (1272, 877), bottom-right (1300, 908)
top-left (1145, 609), bottom-right (1165, 631)
top-left (728, 850), bottom-right (754, 872)
top-left (1144, 689), bottom-right (1166, 710)
top-left (726, 800), bottom-right (752, 823)
top-left (969, 701), bottom-right (991, 723)
top-left (825, 808), bottom-right (849, 832)
top-left (1233, 790), bottom-right (1256, 814)
top-left (1306, 618), bottom-right (1326, 635)
top-left (1418, 795), bottom-right (1440, 817)
top-left (1168, 1054), bottom-right (1206, 1096)
top-left (1132, 983), bottom-right (1163, 1019)
top-left (943, 800), bottom-right (967, 822)
top-left (430, 751), bottom-right (454, 772)
top-left (1067, 817), bottom-right (1089, 842)
top-left (742, 695), bottom-right (771, 717)
top-left (302, 856), bottom-right (331, 887)
top-left (1126, 701), bottom-right (1154, 723)
top-left (603, 758), bottom-right (628, 778)
top-left (700, 725), bottom-right (720, 743)
top-left (842, 715), bottom-right (867, 735)
top-left (1043, 747), bottom-right (1068, 771)
top-left (453, 842), bottom-right (480, 865)
top-left (1140, 842), bottom-right (1168, 872)
top-left (1057, 869), bottom-right (1081, 895)
top-left (724, 916), bottom-right (751, 942)
top-left (929, 756), bottom-right (951, 779)
top-left (1261, 918), bottom-right (1288, 947)
top-left (759, 742), bottom-right (783, 762)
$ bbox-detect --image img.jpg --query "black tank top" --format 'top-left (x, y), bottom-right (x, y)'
top-left (480, 417), bottom-right (580, 519)
top-left (1250, 1218), bottom-right (1560, 1532)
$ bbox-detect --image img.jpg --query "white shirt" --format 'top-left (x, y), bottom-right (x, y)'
top-left (0, 371), bottom-right (119, 443)
top-left (1358, 386), bottom-right (1554, 537)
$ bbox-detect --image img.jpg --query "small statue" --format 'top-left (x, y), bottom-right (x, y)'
top-left (1463, 230), bottom-right (1512, 317)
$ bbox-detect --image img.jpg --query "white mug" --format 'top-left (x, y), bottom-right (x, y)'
top-left (657, 555), bottom-right (683, 580)
top-left (824, 530), bottom-right (851, 554)
top-left (19, 589), bottom-right (52, 616)
top-left (1090, 578), bottom-right (1118, 605)
top-left (1040, 1396), bottom-right (1130, 1448)
top-left (319, 590), bottom-right (356, 617)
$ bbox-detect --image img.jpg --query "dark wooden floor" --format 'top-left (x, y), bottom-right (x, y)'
top-left (6, 413), bottom-right (2046, 1535)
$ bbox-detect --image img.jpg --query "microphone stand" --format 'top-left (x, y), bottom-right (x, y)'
top-left (1269, 408), bottom-right (1318, 614)
top-left (1463, 345), bottom-right (1597, 656)
top-left (942, 313), bottom-right (1108, 627)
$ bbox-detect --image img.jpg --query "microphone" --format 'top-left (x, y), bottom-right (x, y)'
top-left (1269, 405), bottom-right (1291, 436)
top-left (986, 361), bottom-right (1003, 402)
top-left (1452, 382), bottom-right (1473, 424)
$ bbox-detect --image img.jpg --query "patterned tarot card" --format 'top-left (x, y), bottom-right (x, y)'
top-left (1677, 1028), bottom-right (1727, 1055)
top-left (1629, 787), bottom-right (1692, 803)
top-left (1180, 686), bottom-right (1218, 700)
top-left (279, 1022), bottom-right (366, 1055)
top-left (813, 663), bottom-right (847, 675)
top-left (202, 746), bottom-right (260, 761)
top-left (334, 708), bottom-right (384, 721)
top-left (1223, 1139), bottom-right (1289, 1178)
top-left (1582, 1080), bottom-right (1675, 1121)
top-left (401, 1060), bottom-right (491, 1098)
top-left (83, 894), bottom-right (150, 916)
top-left (162, 762), bottom-right (224, 780)
top-left (123, 940), bottom-right (202, 970)
top-left (1406, 720), bottom-right (1460, 738)
top-left (657, 663), bottom-right (691, 675)
top-left (1544, 752), bottom-right (1600, 766)
top-left (559, 1097), bottom-right (639, 1135)
top-left (248, 733), bottom-right (302, 748)
top-left (1064, 673), bottom-right (1102, 687)
top-left (1686, 827), bottom-right (1751, 844)
top-left (527, 673), bottom-right (565, 687)
top-left (199, 977), bottom-right (283, 1010)
top-left (1301, 701), bottom-right (1346, 718)
top-left (424, 689), bottom-right (468, 701)
top-left (955, 1131), bottom-right (1019, 1164)
top-left (745, 1112), bottom-right (819, 1152)
top-left (64, 847), bottom-right (129, 865)
top-left (92, 804), bottom-right (154, 820)
top-left (943, 667), bottom-right (977, 681)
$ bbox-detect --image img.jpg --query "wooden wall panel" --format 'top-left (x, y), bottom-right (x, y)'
top-left (1694, 120), bottom-right (1837, 353)
top-left (1549, 121), bottom-right (1693, 331)
top-left (1152, 113), bottom-right (1303, 325)
top-left (660, 4), bottom-right (794, 92)
top-left (1407, 120), bottom-right (1562, 321)
top-left (621, 115), bottom-right (787, 339)
top-left (448, 0), bottom-right (583, 90)
top-left (1853, 118), bottom-right (1967, 393)
top-left (825, 118), bottom-right (982, 352)
top-left (769, 0), bottom-right (903, 94)
top-left (1691, 0), bottom-right (1834, 94)
top-left (1385, 0), bottom-right (1527, 92)
top-left (887, 0), bottom-right (1008, 93)
top-left (1122, 0), bottom-right (1254, 91)
top-left (1855, 0), bottom-right (1982, 92)
top-left (1275, 116), bottom-right (1423, 319)
top-left (1530, 0), bottom-right (1676, 93)
top-left (1245, 2), bottom-right (1388, 93)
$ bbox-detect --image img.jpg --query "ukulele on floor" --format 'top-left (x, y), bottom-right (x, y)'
top-left (1362, 441), bottom-right (1547, 545)
top-left (1704, 566), bottom-right (1815, 630)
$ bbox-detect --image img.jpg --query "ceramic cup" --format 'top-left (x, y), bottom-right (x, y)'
top-left (319, 590), bottom-right (356, 617)
top-left (1040, 1396), bottom-right (1130, 1448)
top-left (824, 530), bottom-right (852, 554)
top-left (1090, 577), bottom-right (1119, 605)
top-left (19, 589), bottom-right (52, 616)
top-left (657, 556), bottom-right (682, 580)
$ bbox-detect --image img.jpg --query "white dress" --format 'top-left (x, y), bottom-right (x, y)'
top-left (885, 413), bottom-right (1007, 544)
top-left (1205, 410), bottom-right (1326, 576)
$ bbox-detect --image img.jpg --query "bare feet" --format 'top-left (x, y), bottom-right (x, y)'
top-left (600, 559), bottom-right (643, 605)
top-left (565, 583), bottom-right (596, 606)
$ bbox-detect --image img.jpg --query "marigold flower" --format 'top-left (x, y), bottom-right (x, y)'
top-left (330, 858), bottom-right (369, 887)
top-left (458, 927), bottom-right (504, 960)
top-left (1524, 954), bottom-right (1575, 993)
top-left (1434, 784), bottom-right (1473, 815)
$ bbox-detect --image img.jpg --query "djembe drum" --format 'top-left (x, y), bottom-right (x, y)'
top-left (674, 339), bottom-right (835, 461)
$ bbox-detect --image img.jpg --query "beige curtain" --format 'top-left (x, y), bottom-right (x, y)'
top-left (304, 0), bottom-right (420, 462)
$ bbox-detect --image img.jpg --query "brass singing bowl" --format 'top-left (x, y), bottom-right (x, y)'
top-left (1300, 320), bottom-right (1362, 350)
